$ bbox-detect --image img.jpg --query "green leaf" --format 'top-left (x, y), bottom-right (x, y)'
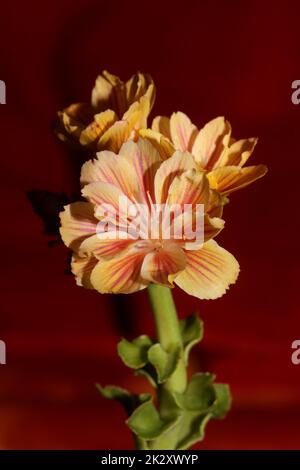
top-left (147, 343), bottom-right (181, 383)
top-left (174, 373), bottom-right (216, 411)
top-left (117, 335), bottom-right (152, 369)
top-left (180, 314), bottom-right (203, 364)
top-left (96, 384), bottom-right (151, 415)
top-left (175, 383), bottom-right (231, 449)
top-left (160, 377), bottom-right (232, 449)
top-left (127, 399), bottom-right (180, 440)
top-left (176, 412), bottom-right (212, 450)
top-left (210, 383), bottom-right (232, 419)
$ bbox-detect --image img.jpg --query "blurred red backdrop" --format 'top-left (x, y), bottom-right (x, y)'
top-left (0, 0), bottom-right (300, 449)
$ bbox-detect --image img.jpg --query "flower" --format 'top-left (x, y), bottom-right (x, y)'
top-left (60, 139), bottom-right (239, 299)
top-left (55, 71), bottom-right (156, 152)
top-left (152, 112), bottom-right (267, 195)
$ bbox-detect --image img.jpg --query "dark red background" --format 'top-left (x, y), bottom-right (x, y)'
top-left (0, 0), bottom-right (300, 449)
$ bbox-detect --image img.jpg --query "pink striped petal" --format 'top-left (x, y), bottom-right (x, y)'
top-left (119, 139), bottom-right (161, 203)
top-left (90, 244), bottom-right (150, 294)
top-left (59, 202), bottom-right (98, 252)
top-left (154, 150), bottom-right (196, 204)
top-left (167, 169), bottom-right (210, 207)
top-left (81, 150), bottom-right (139, 199)
top-left (141, 243), bottom-right (186, 286)
top-left (173, 240), bottom-right (239, 299)
top-left (79, 232), bottom-right (135, 259)
top-left (170, 112), bottom-right (198, 151)
top-left (81, 181), bottom-right (131, 223)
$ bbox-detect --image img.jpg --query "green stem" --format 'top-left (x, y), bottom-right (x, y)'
top-left (147, 284), bottom-right (187, 393)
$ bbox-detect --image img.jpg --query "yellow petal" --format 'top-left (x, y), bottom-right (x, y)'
top-left (119, 139), bottom-right (161, 203)
top-left (221, 137), bottom-right (258, 167)
top-left (80, 150), bottom-right (139, 199)
top-left (170, 111), bottom-right (198, 151)
top-left (125, 72), bottom-right (146, 103)
top-left (123, 95), bottom-right (151, 129)
top-left (144, 82), bottom-right (156, 111)
top-left (91, 71), bottom-right (126, 116)
top-left (138, 128), bottom-right (175, 160)
top-left (192, 117), bottom-right (231, 170)
top-left (173, 240), bottom-right (240, 299)
top-left (79, 110), bottom-right (118, 147)
top-left (141, 243), bottom-right (186, 286)
top-left (126, 73), bottom-right (155, 109)
top-left (207, 164), bottom-right (268, 195)
top-left (154, 150), bottom-right (196, 204)
top-left (90, 244), bottom-right (148, 293)
top-left (203, 215), bottom-right (224, 242)
top-left (59, 202), bottom-right (98, 251)
top-left (56, 103), bottom-right (93, 143)
top-left (91, 74), bottom-right (114, 109)
top-left (152, 116), bottom-right (171, 140)
top-left (97, 120), bottom-right (131, 153)
top-left (71, 254), bottom-right (98, 289)
top-left (207, 189), bottom-right (225, 218)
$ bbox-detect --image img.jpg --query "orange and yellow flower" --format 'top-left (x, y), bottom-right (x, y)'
top-left (152, 112), bottom-right (267, 195)
top-left (60, 139), bottom-right (239, 299)
top-left (55, 71), bottom-right (156, 153)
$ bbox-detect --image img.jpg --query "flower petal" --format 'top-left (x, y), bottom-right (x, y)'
top-left (173, 240), bottom-right (240, 299)
top-left (79, 110), bottom-right (118, 147)
top-left (154, 150), bottom-right (196, 204)
top-left (90, 244), bottom-right (149, 293)
top-left (81, 181), bottom-right (131, 222)
top-left (71, 254), bottom-right (98, 289)
top-left (207, 189), bottom-right (225, 218)
top-left (138, 129), bottom-right (175, 160)
top-left (79, 233), bottom-right (134, 259)
top-left (119, 139), bottom-right (161, 203)
top-left (221, 137), bottom-right (258, 167)
top-left (56, 103), bottom-right (93, 144)
top-left (59, 202), bottom-right (98, 251)
top-left (152, 116), bottom-right (171, 140)
top-left (203, 215), bottom-right (225, 243)
top-left (123, 95), bottom-right (151, 129)
top-left (80, 150), bottom-right (139, 199)
top-left (141, 243), bottom-right (186, 286)
top-left (207, 164), bottom-right (268, 195)
top-left (170, 112), bottom-right (198, 151)
top-left (125, 72), bottom-right (155, 109)
top-left (91, 70), bottom-right (126, 116)
top-left (167, 169), bottom-right (210, 207)
top-left (192, 117), bottom-right (231, 170)
top-left (170, 211), bottom-right (224, 251)
top-left (97, 120), bottom-right (131, 153)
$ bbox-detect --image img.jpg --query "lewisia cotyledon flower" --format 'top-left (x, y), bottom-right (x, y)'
top-left (60, 139), bottom-right (239, 299)
top-left (152, 112), bottom-right (267, 195)
top-left (56, 71), bottom-right (155, 152)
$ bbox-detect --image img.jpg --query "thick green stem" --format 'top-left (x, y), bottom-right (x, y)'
top-left (147, 284), bottom-right (187, 393)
